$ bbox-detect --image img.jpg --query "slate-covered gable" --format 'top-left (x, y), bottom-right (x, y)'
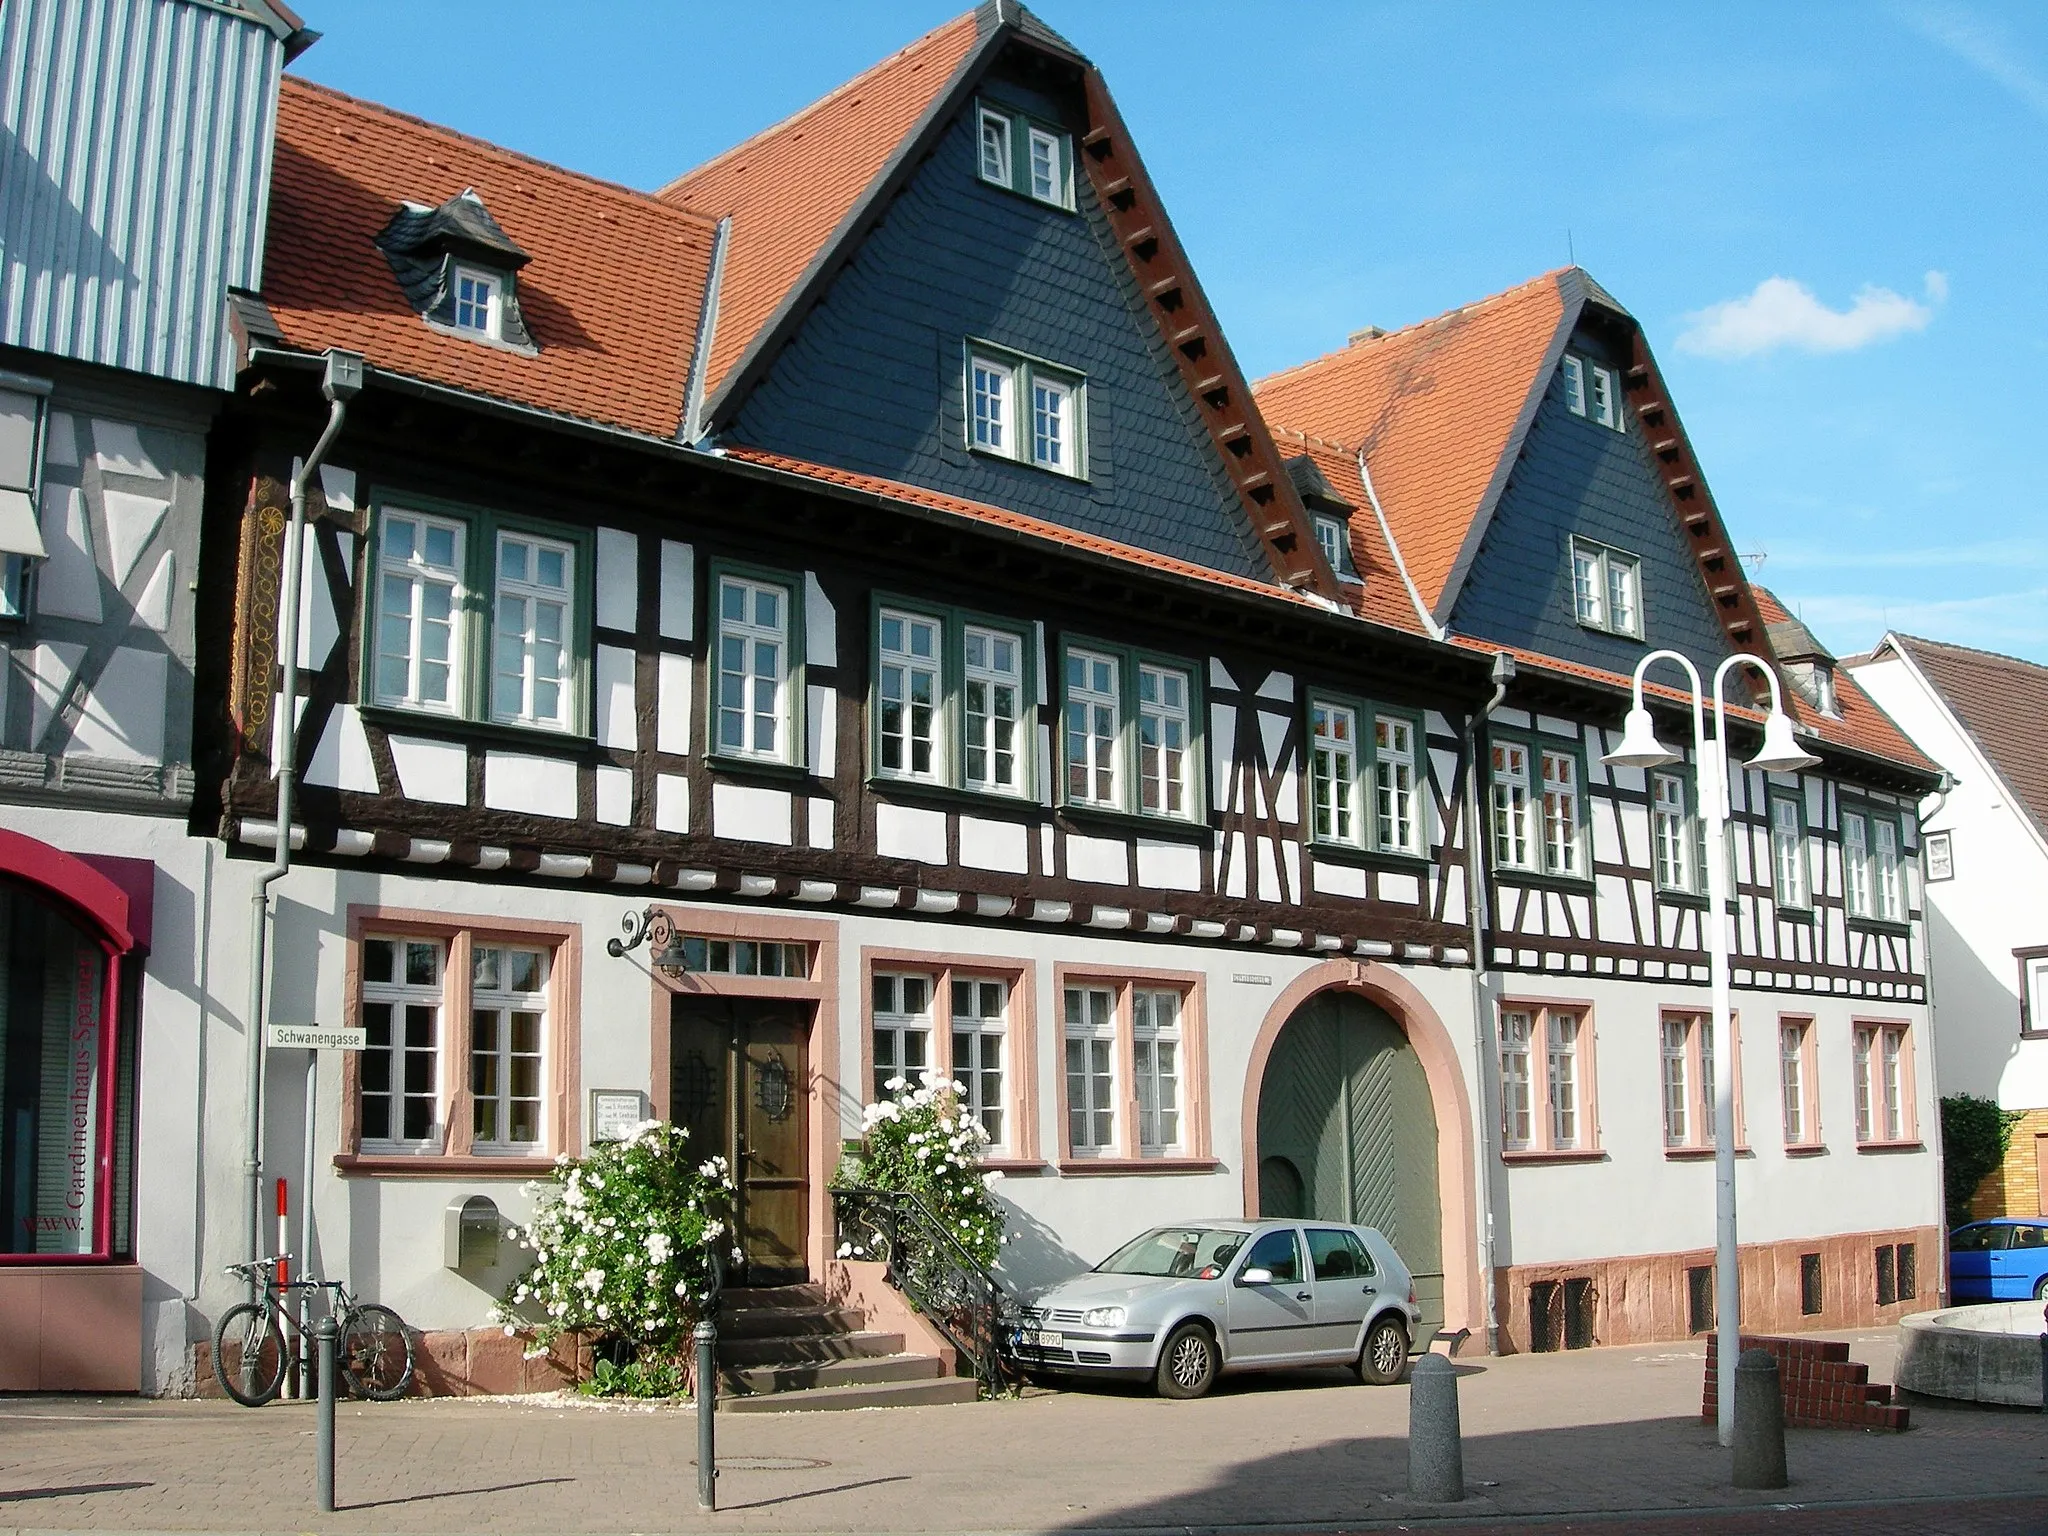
top-left (724, 76), bottom-right (1268, 582)
top-left (1446, 321), bottom-right (1737, 675)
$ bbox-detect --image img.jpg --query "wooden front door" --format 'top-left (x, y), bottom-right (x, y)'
top-left (669, 996), bottom-right (810, 1285)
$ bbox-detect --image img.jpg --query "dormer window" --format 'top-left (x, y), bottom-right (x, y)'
top-left (1562, 354), bottom-right (1622, 430)
top-left (975, 100), bottom-right (1073, 211)
top-left (1571, 536), bottom-right (1643, 639)
top-left (1313, 514), bottom-right (1359, 582)
top-left (374, 189), bottom-right (538, 355)
top-left (966, 342), bottom-right (1086, 478)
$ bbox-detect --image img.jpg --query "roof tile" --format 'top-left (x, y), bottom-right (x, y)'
top-left (1883, 631), bottom-right (2048, 830)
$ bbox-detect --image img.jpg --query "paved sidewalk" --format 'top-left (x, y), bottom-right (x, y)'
top-left (2, 1329), bottom-right (2044, 1533)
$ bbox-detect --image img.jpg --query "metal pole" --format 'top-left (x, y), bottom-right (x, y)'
top-left (299, 1052), bottom-right (316, 1398)
top-left (315, 1316), bottom-right (337, 1513)
top-left (1701, 743), bottom-right (1739, 1449)
top-left (695, 1319), bottom-right (717, 1511)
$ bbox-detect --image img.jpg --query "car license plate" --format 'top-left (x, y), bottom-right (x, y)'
top-left (1019, 1329), bottom-right (1062, 1349)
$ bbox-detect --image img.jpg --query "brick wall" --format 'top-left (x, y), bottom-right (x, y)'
top-left (1966, 1108), bottom-right (2048, 1219)
top-left (1702, 1334), bottom-right (1908, 1431)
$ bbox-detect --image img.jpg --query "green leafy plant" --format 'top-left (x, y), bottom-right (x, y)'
top-left (495, 1121), bottom-right (736, 1394)
top-left (837, 1074), bottom-right (1007, 1268)
top-left (580, 1349), bottom-right (689, 1399)
top-left (1941, 1093), bottom-right (2023, 1226)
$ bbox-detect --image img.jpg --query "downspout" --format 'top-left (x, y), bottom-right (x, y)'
top-left (1464, 650), bottom-right (1515, 1351)
top-left (1357, 444), bottom-right (1445, 642)
top-left (679, 216), bottom-right (731, 450)
top-left (244, 350), bottom-right (363, 1281)
top-left (1917, 769), bottom-right (1957, 1301)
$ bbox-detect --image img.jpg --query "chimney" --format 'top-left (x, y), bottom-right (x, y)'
top-left (1347, 325), bottom-right (1386, 346)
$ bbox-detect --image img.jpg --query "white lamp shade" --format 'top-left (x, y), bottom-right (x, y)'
top-left (1749, 710), bottom-right (1823, 774)
top-left (1603, 705), bottom-right (1680, 770)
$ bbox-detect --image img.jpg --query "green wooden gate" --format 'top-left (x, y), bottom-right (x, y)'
top-left (1255, 991), bottom-right (1445, 1335)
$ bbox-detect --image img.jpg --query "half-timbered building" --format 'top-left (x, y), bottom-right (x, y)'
top-left (179, 3), bottom-right (1943, 1388)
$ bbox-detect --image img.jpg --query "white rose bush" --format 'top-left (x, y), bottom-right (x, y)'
top-left (495, 1120), bottom-right (736, 1395)
top-left (838, 1074), bottom-right (1005, 1270)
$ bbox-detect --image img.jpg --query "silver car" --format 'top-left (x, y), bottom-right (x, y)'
top-left (1013, 1219), bottom-right (1421, 1399)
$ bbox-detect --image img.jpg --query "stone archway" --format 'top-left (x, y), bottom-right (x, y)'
top-left (1241, 961), bottom-right (1478, 1340)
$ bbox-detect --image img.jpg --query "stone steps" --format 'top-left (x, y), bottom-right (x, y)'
top-left (721, 1351), bottom-right (945, 1396)
top-left (716, 1328), bottom-right (908, 1368)
top-left (721, 1374), bottom-right (981, 1414)
top-left (712, 1284), bottom-right (973, 1411)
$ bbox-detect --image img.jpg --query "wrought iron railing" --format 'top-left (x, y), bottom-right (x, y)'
top-left (830, 1186), bottom-right (1020, 1393)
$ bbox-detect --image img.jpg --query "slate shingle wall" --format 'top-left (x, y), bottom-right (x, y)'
top-left (1448, 329), bottom-right (1734, 675)
top-left (729, 90), bottom-right (1264, 582)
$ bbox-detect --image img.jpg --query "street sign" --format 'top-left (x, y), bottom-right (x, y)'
top-left (267, 1024), bottom-right (367, 1051)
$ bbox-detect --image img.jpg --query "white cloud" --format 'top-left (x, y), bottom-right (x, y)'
top-left (1677, 273), bottom-right (1946, 360)
top-left (1895, 3), bottom-right (2048, 119)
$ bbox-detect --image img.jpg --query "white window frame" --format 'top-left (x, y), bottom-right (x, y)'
top-left (1780, 1017), bottom-right (1815, 1147)
top-left (372, 509), bottom-right (468, 716)
top-left (1660, 1016), bottom-right (1691, 1149)
top-left (871, 605), bottom-right (1032, 798)
top-left (1500, 1003), bottom-right (1592, 1154)
top-left (1589, 362), bottom-right (1621, 429)
top-left (977, 106), bottom-right (1012, 187)
top-left (975, 101), bottom-right (1074, 211)
top-left (1063, 647), bottom-right (1121, 809)
top-left (966, 343), bottom-right (1086, 479)
top-left (872, 971), bottom-right (935, 1100)
top-left (1313, 513), bottom-right (1360, 581)
top-left (1561, 354), bottom-right (1587, 416)
top-left (359, 936), bottom-right (447, 1152)
top-left (468, 943), bottom-right (550, 1154)
top-left (1547, 1011), bottom-right (1582, 1150)
top-left (1062, 984), bottom-right (1117, 1155)
top-left (950, 975), bottom-right (1009, 1152)
top-left (962, 622), bottom-right (1027, 797)
top-left (1769, 790), bottom-right (1810, 911)
top-left (1500, 1010), bottom-right (1534, 1149)
top-left (490, 529), bottom-right (576, 732)
top-left (1310, 695), bottom-right (1424, 857)
top-left (1375, 714), bottom-right (1422, 856)
top-left (1570, 537), bottom-right (1644, 639)
top-left (1662, 1011), bottom-right (1742, 1151)
top-left (1137, 663), bottom-right (1193, 821)
top-left (1843, 805), bottom-right (1906, 923)
top-left (1541, 747), bottom-right (1584, 878)
top-left (713, 572), bottom-right (796, 764)
top-left (1854, 1022), bottom-right (1913, 1144)
top-left (1027, 124), bottom-right (1065, 206)
top-left (1310, 699), bottom-right (1361, 847)
top-left (452, 265), bottom-right (501, 339)
top-left (876, 607), bottom-right (944, 783)
top-left (1491, 740), bottom-right (1537, 872)
top-left (1652, 769), bottom-right (1697, 894)
top-left (1061, 642), bottom-right (1203, 823)
top-left (1132, 988), bottom-right (1183, 1155)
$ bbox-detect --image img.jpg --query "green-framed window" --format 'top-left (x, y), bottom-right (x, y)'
top-left (1490, 730), bottom-right (1588, 879)
top-left (1561, 353), bottom-right (1623, 431)
top-left (868, 597), bottom-right (1032, 797)
top-left (1767, 788), bottom-right (1812, 910)
top-left (708, 561), bottom-right (806, 767)
top-left (1057, 637), bottom-right (1203, 824)
top-left (1306, 693), bottom-right (1426, 856)
top-left (366, 497), bottom-right (593, 735)
top-left (976, 99), bottom-right (1073, 210)
top-left (1570, 535), bottom-right (1643, 638)
top-left (1842, 800), bottom-right (1906, 923)
top-left (966, 340), bottom-right (1087, 479)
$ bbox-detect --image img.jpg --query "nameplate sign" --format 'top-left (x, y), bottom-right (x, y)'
top-left (267, 1024), bottom-right (367, 1051)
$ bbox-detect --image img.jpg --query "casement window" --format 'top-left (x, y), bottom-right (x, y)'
top-left (1570, 537), bottom-right (1643, 638)
top-left (1662, 1012), bottom-right (1744, 1152)
top-left (1492, 734), bottom-right (1585, 878)
top-left (369, 502), bottom-right (590, 733)
top-left (1652, 769), bottom-right (1706, 894)
top-left (951, 975), bottom-right (1008, 1148)
top-left (1499, 1003), bottom-right (1596, 1154)
top-left (871, 971), bottom-right (934, 1100)
top-left (1313, 514), bottom-right (1360, 582)
top-left (1563, 353), bottom-right (1623, 430)
top-left (453, 266), bottom-right (500, 338)
top-left (1842, 805), bottom-right (1905, 923)
top-left (1308, 695), bottom-right (1425, 857)
top-left (348, 914), bottom-right (575, 1165)
top-left (966, 343), bottom-right (1086, 477)
top-left (975, 100), bottom-right (1073, 210)
top-left (1780, 1016), bottom-right (1819, 1148)
top-left (0, 380), bottom-right (52, 620)
top-left (1853, 1021), bottom-right (1914, 1144)
top-left (712, 568), bottom-right (802, 765)
top-left (2021, 950), bottom-right (2048, 1037)
top-left (1768, 790), bottom-right (1811, 910)
top-left (1060, 640), bottom-right (1202, 823)
top-left (869, 603), bottom-right (1030, 797)
top-left (1057, 969), bottom-right (1207, 1165)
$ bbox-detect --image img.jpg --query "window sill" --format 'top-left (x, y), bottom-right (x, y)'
top-left (1654, 889), bottom-right (1709, 909)
top-left (359, 704), bottom-right (593, 753)
top-left (1494, 870), bottom-right (1596, 895)
top-left (1501, 1148), bottom-right (1607, 1165)
top-left (1848, 918), bottom-right (1913, 939)
top-left (1055, 1156), bottom-right (1220, 1176)
top-left (1854, 1139), bottom-right (1925, 1154)
top-left (1306, 840), bottom-right (1433, 871)
top-left (981, 1158), bottom-right (1052, 1175)
top-left (1784, 1143), bottom-right (1829, 1158)
top-left (967, 440), bottom-right (1087, 482)
top-left (1055, 803), bottom-right (1208, 843)
top-left (870, 776), bottom-right (1037, 816)
top-left (705, 753), bottom-right (814, 785)
top-left (1663, 1145), bottom-right (1754, 1161)
top-left (335, 1153), bottom-right (561, 1179)
top-left (1773, 906), bottom-right (1817, 925)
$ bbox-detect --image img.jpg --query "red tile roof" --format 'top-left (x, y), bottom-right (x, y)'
top-left (1270, 428), bottom-right (1432, 635)
top-left (1252, 270), bottom-right (1568, 616)
top-left (657, 11), bottom-right (983, 401)
top-left (1876, 632), bottom-right (2046, 826)
top-left (263, 77), bottom-right (718, 439)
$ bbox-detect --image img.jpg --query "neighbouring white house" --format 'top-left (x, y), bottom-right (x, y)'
top-left (1848, 633), bottom-right (2048, 1214)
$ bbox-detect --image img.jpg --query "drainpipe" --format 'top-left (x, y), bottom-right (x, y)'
top-left (1464, 651), bottom-right (1515, 1352)
top-left (1918, 769), bottom-right (1956, 1301)
top-left (1357, 445), bottom-right (1445, 642)
top-left (244, 350), bottom-right (364, 1282)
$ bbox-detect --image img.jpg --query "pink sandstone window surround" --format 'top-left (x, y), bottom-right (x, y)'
top-left (1497, 996), bottom-right (1601, 1162)
top-left (1051, 962), bottom-right (1214, 1173)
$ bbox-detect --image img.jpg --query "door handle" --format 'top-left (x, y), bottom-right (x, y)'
top-left (1362, 1285), bottom-right (1376, 1295)
top-left (1295, 1291), bottom-right (1312, 1302)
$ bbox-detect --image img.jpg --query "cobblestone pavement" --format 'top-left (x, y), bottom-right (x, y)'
top-left (1, 1330), bottom-right (2043, 1533)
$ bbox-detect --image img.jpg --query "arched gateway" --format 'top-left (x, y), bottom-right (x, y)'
top-left (1243, 963), bottom-right (1476, 1341)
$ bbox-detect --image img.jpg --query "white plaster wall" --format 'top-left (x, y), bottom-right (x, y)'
top-left (1850, 654), bottom-right (2048, 1106)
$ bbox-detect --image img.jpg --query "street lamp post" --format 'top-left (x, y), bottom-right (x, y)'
top-left (1603, 650), bottom-right (1820, 1449)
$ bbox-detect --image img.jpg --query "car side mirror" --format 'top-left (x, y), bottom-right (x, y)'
top-left (1238, 1266), bottom-right (1274, 1285)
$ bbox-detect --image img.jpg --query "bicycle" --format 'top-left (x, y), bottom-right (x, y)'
top-left (212, 1255), bottom-right (415, 1407)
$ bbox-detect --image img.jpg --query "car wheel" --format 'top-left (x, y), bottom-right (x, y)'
top-left (1358, 1314), bottom-right (1409, 1386)
top-left (1155, 1321), bottom-right (1219, 1400)
top-left (2035, 1275), bottom-right (2048, 1302)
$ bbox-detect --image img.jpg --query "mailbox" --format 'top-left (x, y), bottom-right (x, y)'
top-left (444, 1194), bottom-right (503, 1272)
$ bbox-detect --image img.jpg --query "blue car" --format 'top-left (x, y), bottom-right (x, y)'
top-left (1949, 1219), bottom-right (2048, 1301)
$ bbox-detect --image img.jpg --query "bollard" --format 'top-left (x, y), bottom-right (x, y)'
top-left (1731, 1347), bottom-right (1788, 1490)
top-left (695, 1318), bottom-right (717, 1511)
top-left (1407, 1352), bottom-right (1465, 1503)
top-left (2038, 1331), bottom-right (2047, 1415)
top-left (315, 1316), bottom-right (338, 1513)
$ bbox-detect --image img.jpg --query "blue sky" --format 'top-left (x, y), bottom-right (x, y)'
top-left (292, 3), bottom-right (2048, 663)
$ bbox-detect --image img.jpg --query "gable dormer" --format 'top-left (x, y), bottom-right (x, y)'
top-left (374, 189), bottom-right (539, 354)
top-left (1284, 454), bottom-right (1360, 584)
top-left (1766, 607), bottom-right (1841, 719)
